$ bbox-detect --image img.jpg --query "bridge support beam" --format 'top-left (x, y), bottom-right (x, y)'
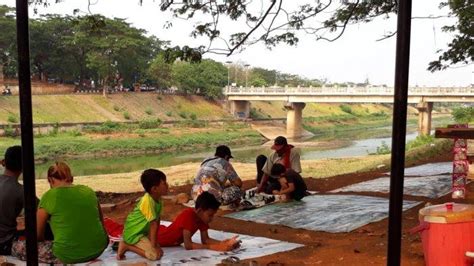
top-left (229, 100), bottom-right (250, 119)
top-left (285, 102), bottom-right (306, 139)
top-left (416, 102), bottom-right (433, 136)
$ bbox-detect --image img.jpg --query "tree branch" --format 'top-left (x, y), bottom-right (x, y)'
top-left (227, 0), bottom-right (278, 55)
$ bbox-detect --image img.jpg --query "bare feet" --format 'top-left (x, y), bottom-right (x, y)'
top-left (116, 241), bottom-right (127, 260)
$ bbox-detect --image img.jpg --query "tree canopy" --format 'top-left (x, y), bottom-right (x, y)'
top-left (154, 0), bottom-right (472, 71)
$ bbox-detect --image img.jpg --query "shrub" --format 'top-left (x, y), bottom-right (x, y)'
top-left (139, 118), bottom-right (162, 129)
top-left (3, 125), bottom-right (17, 137)
top-left (7, 114), bottom-right (18, 123)
top-left (452, 106), bottom-right (474, 124)
top-left (371, 141), bottom-right (391, 155)
top-left (165, 111), bottom-right (173, 117)
top-left (145, 108), bottom-right (153, 115)
top-left (113, 105), bottom-right (120, 112)
top-left (178, 111), bottom-right (187, 119)
top-left (67, 129), bottom-right (82, 137)
top-left (406, 135), bottom-right (435, 150)
top-left (83, 121), bottom-right (122, 134)
top-left (123, 111), bottom-right (131, 120)
top-left (339, 104), bottom-right (353, 114)
top-left (190, 113), bottom-right (197, 120)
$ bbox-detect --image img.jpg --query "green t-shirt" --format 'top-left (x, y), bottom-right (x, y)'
top-left (122, 193), bottom-right (162, 244)
top-left (39, 185), bottom-right (107, 264)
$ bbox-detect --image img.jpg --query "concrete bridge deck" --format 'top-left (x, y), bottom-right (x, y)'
top-left (223, 86), bottom-right (474, 138)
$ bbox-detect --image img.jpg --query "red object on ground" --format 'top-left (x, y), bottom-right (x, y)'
top-left (412, 203), bottom-right (474, 266)
top-left (103, 217), bottom-right (124, 242)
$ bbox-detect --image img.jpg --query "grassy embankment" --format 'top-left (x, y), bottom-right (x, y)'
top-left (32, 138), bottom-right (452, 196)
top-left (1, 94), bottom-right (454, 176)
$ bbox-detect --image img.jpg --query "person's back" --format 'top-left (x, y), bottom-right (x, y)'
top-left (0, 175), bottom-right (23, 247)
top-left (39, 184), bottom-right (107, 263)
top-left (0, 146), bottom-right (23, 255)
top-left (284, 169), bottom-right (307, 201)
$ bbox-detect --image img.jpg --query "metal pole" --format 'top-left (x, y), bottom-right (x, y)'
top-left (387, 0), bottom-right (412, 265)
top-left (15, 0), bottom-right (38, 265)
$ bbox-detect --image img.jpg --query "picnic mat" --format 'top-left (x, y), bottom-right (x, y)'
top-left (225, 195), bottom-right (420, 233)
top-left (331, 175), bottom-right (453, 198)
top-left (2, 221), bottom-right (303, 265)
top-left (388, 162), bottom-right (452, 176)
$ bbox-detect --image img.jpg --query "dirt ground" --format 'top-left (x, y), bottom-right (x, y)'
top-left (94, 151), bottom-right (474, 266)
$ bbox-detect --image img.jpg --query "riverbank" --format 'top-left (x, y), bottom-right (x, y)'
top-left (33, 139), bottom-right (452, 196)
top-left (90, 138), bottom-right (457, 266)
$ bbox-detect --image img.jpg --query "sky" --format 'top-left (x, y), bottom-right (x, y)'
top-left (2, 0), bottom-right (473, 86)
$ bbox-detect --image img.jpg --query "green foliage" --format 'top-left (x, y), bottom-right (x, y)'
top-left (451, 106), bottom-right (474, 124)
top-left (138, 118), bottom-right (162, 129)
top-left (123, 111), bottom-right (131, 120)
top-left (145, 107), bottom-right (153, 115)
top-left (84, 121), bottom-right (123, 134)
top-left (249, 108), bottom-right (266, 119)
top-left (165, 111), bottom-right (173, 117)
top-left (3, 125), bottom-right (17, 137)
top-left (178, 111), bottom-right (187, 119)
top-left (7, 114), bottom-right (17, 123)
top-left (172, 59), bottom-right (226, 98)
top-left (189, 113), bottom-right (197, 120)
top-left (374, 141), bottom-right (391, 155)
top-left (406, 135), bottom-right (435, 150)
top-left (339, 104), bottom-right (353, 114)
top-left (148, 54), bottom-right (173, 89)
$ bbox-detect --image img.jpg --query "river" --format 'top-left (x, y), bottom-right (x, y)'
top-left (34, 117), bottom-right (451, 178)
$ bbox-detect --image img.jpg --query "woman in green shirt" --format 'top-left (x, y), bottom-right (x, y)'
top-left (12, 162), bottom-right (108, 264)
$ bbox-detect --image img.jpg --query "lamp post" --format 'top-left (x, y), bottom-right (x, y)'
top-left (225, 61), bottom-right (232, 88)
top-left (244, 64), bottom-right (250, 88)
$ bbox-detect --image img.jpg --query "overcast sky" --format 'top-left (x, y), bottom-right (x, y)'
top-left (3, 0), bottom-right (473, 86)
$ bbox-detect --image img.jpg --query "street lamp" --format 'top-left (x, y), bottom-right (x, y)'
top-left (225, 61), bottom-right (232, 88)
top-left (244, 64), bottom-right (250, 88)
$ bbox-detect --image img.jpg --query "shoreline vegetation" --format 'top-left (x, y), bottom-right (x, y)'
top-left (0, 114), bottom-right (452, 161)
top-left (31, 138), bottom-right (452, 197)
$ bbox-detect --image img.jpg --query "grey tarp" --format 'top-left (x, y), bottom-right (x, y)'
top-left (331, 175), bottom-right (452, 198)
top-left (225, 195), bottom-right (420, 233)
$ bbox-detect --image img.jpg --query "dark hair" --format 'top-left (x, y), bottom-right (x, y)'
top-left (140, 169), bottom-right (166, 193)
top-left (215, 145), bottom-right (233, 159)
top-left (4, 146), bottom-right (22, 172)
top-left (195, 192), bottom-right (221, 211)
top-left (256, 154), bottom-right (267, 184)
top-left (274, 136), bottom-right (288, 146)
top-left (271, 163), bottom-right (286, 176)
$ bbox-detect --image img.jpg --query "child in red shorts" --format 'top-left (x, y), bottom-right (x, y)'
top-left (158, 192), bottom-right (240, 251)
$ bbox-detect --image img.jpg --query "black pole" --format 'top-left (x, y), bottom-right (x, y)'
top-left (387, 0), bottom-right (412, 265)
top-left (15, 0), bottom-right (38, 265)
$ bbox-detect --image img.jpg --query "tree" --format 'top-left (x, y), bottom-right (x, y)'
top-left (171, 59), bottom-right (227, 98)
top-left (153, 0), bottom-right (471, 71)
top-left (0, 5), bottom-right (16, 80)
top-left (148, 53), bottom-right (173, 90)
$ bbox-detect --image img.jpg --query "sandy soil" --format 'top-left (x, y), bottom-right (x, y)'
top-left (94, 151), bottom-right (474, 266)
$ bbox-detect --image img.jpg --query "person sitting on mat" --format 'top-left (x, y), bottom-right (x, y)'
top-left (157, 192), bottom-right (240, 251)
top-left (270, 163), bottom-right (308, 201)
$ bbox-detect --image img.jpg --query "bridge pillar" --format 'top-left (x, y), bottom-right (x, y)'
top-left (416, 102), bottom-right (433, 136)
top-left (285, 102), bottom-right (306, 138)
top-left (229, 100), bottom-right (250, 119)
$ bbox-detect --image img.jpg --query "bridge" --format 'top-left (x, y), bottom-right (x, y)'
top-left (224, 86), bottom-right (474, 138)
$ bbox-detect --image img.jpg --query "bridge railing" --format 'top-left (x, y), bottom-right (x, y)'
top-left (224, 86), bottom-right (474, 96)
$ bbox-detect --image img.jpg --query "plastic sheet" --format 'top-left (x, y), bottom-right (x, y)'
top-left (332, 175), bottom-right (452, 198)
top-left (225, 195), bottom-right (420, 233)
top-left (3, 221), bottom-right (303, 265)
top-left (388, 162), bottom-right (452, 176)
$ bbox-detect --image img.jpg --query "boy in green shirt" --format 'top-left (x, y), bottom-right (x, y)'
top-left (117, 169), bottom-right (168, 261)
